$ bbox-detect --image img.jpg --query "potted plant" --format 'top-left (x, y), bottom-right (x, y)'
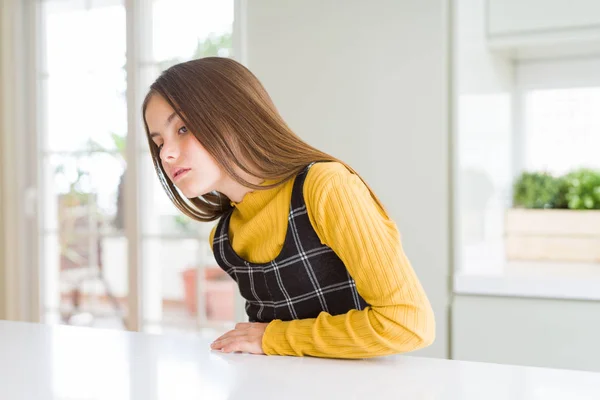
top-left (506, 168), bottom-right (600, 262)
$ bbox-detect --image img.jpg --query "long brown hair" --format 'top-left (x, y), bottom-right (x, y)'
top-left (142, 57), bottom-right (385, 222)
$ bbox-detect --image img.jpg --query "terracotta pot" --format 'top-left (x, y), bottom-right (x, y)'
top-left (182, 267), bottom-right (235, 321)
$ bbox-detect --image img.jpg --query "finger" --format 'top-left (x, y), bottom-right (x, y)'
top-left (211, 330), bottom-right (248, 349)
top-left (213, 332), bottom-right (229, 343)
top-left (214, 328), bottom-right (246, 343)
top-left (212, 336), bottom-right (244, 353)
top-left (214, 323), bottom-right (254, 342)
top-left (210, 336), bottom-right (227, 350)
top-left (212, 334), bottom-right (265, 355)
top-left (221, 337), bottom-right (260, 354)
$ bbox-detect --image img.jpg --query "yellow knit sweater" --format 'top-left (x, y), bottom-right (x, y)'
top-left (209, 162), bottom-right (435, 358)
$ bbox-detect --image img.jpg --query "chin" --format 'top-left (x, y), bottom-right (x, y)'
top-left (179, 185), bottom-right (213, 200)
top-left (181, 189), bottom-right (202, 199)
top-left (173, 184), bottom-right (197, 199)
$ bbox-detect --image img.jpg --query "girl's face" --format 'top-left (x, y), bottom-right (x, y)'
top-left (145, 94), bottom-right (225, 198)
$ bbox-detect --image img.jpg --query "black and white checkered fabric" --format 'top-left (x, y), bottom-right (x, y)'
top-left (212, 163), bottom-right (369, 323)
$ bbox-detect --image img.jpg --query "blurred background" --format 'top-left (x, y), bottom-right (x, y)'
top-left (1, 0), bottom-right (599, 374)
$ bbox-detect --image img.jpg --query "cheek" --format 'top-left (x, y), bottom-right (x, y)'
top-left (202, 155), bottom-right (224, 181)
top-left (189, 141), bottom-right (222, 174)
top-left (160, 160), bottom-right (169, 177)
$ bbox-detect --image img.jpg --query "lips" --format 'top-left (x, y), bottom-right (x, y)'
top-left (172, 167), bottom-right (191, 180)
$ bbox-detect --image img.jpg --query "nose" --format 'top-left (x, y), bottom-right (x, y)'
top-left (160, 139), bottom-right (179, 163)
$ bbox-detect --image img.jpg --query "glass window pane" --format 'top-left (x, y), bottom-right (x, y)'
top-left (39, 0), bottom-right (128, 330)
top-left (42, 152), bottom-right (128, 329)
top-left (142, 238), bottom-right (235, 333)
top-left (42, 0), bottom-right (125, 74)
top-left (139, 0), bottom-right (235, 333)
top-left (152, 0), bottom-right (233, 65)
top-left (41, 1), bottom-right (126, 152)
top-left (41, 230), bottom-right (129, 330)
top-left (138, 65), bottom-right (161, 151)
top-left (42, 70), bottom-right (127, 152)
top-left (524, 87), bottom-right (600, 175)
top-left (44, 152), bottom-right (126, 235)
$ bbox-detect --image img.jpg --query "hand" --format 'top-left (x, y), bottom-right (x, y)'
top-left (210, 322), bottom-right (269, 355)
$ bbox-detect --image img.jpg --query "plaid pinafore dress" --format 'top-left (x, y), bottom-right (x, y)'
top-left (212, 163), bottom-right (368, 322)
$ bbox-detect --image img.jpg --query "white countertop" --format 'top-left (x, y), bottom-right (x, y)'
top-left (1, 321), bottom-right (600, 400)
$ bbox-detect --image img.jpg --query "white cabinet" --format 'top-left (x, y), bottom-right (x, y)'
top-left (486, 0), bottom-right (600, 59)
top-left (488, 0), bottom-right (600, 36)
top-left (452, 295), bottom-right (600, 372)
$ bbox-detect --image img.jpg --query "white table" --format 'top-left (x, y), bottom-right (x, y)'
top-left (1, 321), bottom-right (599, 399)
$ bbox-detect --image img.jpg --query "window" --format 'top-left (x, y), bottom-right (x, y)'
top-left (453, 50), bottom-right (600, 297)
top-left (518, 64), bottom-right (600, 175)
top-left (37, 0), bottom-right (238, 333)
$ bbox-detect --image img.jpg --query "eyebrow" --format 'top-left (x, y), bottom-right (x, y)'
top-left (149, 111), bottom-right (179, 138)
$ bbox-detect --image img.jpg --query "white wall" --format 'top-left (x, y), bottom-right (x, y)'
top-left (453, 0), bottom-right (515, 274)
top-left (245, 0), bottom-right (450, 358)
top-left (0, 0), bottom-right (6, 320)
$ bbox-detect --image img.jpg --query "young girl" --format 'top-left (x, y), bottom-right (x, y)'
top-left (142, 57), bottom-right (435, 359)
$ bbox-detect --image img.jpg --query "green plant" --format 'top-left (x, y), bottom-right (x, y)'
top-left (53, 161), bottom-right (102, 268)
top-left (174, 214), bottom-right (195, 232)
top-left (87, 132), bottom-right (126, 165)
top-left (563, 168), bottom-right (600, 210)
top-left (54, 164), bottom-right (91, 204)
top-left (158, 31), bottom-right (233, 71)
top-left (512, 171), bottom-right (566, 209)
top-left (553, 176), bottom-right (569, 209)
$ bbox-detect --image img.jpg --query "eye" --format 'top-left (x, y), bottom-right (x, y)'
top-left (178, 126), bottom-right (188, 135)
top-left (157, 143), bottom-right (164, 152)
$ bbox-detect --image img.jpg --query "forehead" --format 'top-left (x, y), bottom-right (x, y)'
top-left (145, 94), bottom-right (177, 128)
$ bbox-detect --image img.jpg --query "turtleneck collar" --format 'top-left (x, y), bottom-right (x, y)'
top-left (229, 179), bottom-right (281, 218)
